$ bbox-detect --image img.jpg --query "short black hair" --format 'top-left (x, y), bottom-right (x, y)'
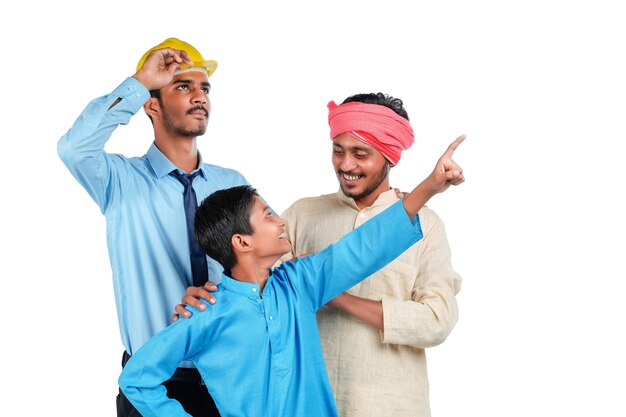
top-left (194, 185), bottom-right (258, 270)
top-left (342, 92), bottom-right (409, 121)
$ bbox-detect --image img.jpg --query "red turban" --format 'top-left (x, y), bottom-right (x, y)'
top-left (327, 101), bottom-right (414, 165)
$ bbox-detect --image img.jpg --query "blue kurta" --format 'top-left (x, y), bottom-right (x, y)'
top-left (119, 200), bottom-right (423, 417)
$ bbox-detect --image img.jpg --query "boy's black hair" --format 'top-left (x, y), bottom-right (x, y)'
top-left (194, 185), bottom-right (258, 270)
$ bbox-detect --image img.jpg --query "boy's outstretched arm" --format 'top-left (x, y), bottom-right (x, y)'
top-left (402, 134), bottom-right (466, 219)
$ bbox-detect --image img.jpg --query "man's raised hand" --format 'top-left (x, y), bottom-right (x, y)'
top-left (133, 48), bottom-right (194, 91)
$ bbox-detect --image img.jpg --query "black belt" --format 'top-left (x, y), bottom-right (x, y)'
top-left (121, 351), bottom-right (205, 385)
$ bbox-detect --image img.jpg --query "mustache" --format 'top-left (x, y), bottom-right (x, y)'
top-left (187, 106), bottom-right (208, 116)
top-left (337, 170), bottom-right (363, 176)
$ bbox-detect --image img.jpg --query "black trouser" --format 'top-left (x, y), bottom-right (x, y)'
top-left (117, 351), bottom-right (220, 417)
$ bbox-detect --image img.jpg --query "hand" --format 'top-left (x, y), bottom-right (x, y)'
top-left (424, 134), bottom-right (466, 194)
top-left (393, 188), bottom-right (408, 199)
top-left (172, 281), bottom-right (218, 322)
top-left (133, 48), bottom-right (194, 91)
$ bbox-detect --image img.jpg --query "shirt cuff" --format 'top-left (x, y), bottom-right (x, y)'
top-left (110, 77), bottom-right (151, 113)
top-left (380, 297), bottom-right (411, 345)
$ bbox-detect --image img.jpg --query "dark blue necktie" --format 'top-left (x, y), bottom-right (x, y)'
top-left (171, 170), bottom-right (209, 287)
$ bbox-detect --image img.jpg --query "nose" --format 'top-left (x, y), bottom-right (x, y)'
top-left (191, 88), bottom-right (207, 105)
top-left (339, 154), bottom-right (356, 172)
top-left (276, 216), bottom-right (286, 228)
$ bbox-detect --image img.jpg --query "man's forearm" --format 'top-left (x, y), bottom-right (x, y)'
top-left (329, 293), bottom-right (384, 330)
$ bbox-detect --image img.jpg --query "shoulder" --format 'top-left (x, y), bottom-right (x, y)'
top-left (201, 163), bottom-right (248, 185)
top-left (416, 205), bottom-right (447, 236)
top-left (281, 192), bottom-right (339, 217)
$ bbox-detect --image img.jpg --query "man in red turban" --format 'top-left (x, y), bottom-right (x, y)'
top-left (282, 93), bottom-right (463, 417)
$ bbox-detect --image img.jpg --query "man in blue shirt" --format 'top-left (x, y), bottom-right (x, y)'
top-left (118, 137), bottom-right (465, 417)
top-left (57, 38), bottom-right (245, 416)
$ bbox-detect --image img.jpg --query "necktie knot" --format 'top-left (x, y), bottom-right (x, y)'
top-left (171, 170), bottom-right (200, 187)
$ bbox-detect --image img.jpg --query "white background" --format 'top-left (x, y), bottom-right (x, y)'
top-left (1, 1), bottom-right (625, 416)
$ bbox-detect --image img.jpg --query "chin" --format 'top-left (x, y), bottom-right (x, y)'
top-left (340, 185), bottom-right (360, 199)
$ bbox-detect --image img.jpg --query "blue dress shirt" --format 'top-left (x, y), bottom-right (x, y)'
top-left (57, 77), bottom-right (249, 356)
top-left (119, 200), bottom-right (423, 417)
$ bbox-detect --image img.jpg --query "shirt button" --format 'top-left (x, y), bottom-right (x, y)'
top-left (128, 86), bottom-right (133, 91)
top-left (136, 93), bottom-right (141, 97)
top-left (359, 212), bottom-right (366, 218)
top-left (252, 288), bottom-right (257, 292)
top-left (269, 316), bottom-right (273, 320)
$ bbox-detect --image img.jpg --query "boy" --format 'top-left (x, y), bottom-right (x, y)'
top-left (119, 136), bottom-right (465, 417)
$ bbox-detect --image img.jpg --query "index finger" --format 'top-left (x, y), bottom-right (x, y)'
top-left (442, 134), bottom-right (466, 159)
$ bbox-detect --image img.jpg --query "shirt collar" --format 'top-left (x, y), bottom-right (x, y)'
top-left (220, 273), bottom-right (263, 299)
top-left (146, 142), bottom-right (208, 180)
top-left (336, 187), bottom-right (400, 210)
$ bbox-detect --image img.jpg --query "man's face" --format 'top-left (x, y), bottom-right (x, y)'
top-left (332, 133), bottom-right (390, 201)
top-left (158, 71), bottom-right (211, 137)
top-left (248, 196), bottom-right (291, 260)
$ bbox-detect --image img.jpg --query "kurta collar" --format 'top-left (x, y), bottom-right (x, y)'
top-left (220, 273), bottom-right (264, 299)
top-left (336, 187), bottom-right (400, 211)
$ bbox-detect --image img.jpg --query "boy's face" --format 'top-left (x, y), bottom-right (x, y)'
top-left (248, 196), bottom-right (291, 259)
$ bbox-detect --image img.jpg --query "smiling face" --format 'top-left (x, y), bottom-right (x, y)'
top-left (332, 133), bottom-right (390, 206)
top-left (156, 71), bottom-right (212, 137)
top-left (248, 196), bottom-right (292, 261)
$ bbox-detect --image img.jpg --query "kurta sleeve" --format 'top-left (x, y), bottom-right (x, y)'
top-left (381, 209), bottom-right (461, 347)
top-left (283, 200), bottom-right (424, 311)
top-left (118, 308), bottom-right (207, 417)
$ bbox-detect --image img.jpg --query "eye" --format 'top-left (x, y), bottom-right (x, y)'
top-left (354, 153), bottom-right (368, 159)
top-left (201, 87), bottom-right (210, 94)
top-left (176, 84), bottom-right (189, 91)
top-left (333, 148), bottom-right (343, 155)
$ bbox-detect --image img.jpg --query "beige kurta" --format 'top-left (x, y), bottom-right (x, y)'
top-left (280, 189), bottom-right (461, 417)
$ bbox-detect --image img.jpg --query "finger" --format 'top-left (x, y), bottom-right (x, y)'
top-left (166, 61), bottom-right (183, 76)
top-left (445, 170), bottom-right (462, 182)
top-left (174, 304), bottom-right (192, 318)
top-left (442, 134), bottom-right (466, 159)
top-left (179, 50), bottom-right (194, 66)
top-left (183, 289), bottom-right (215, 308)
top-left (204, 281), bottom-right (218, 292)
top-left (172, 314), bottom-right (179, 322)
top-left (393, 187), bottom-right (405, 199)
top-left (447, 172), bottom-right (465, 186)
top-left (182, 295), bottom-right (207, 310)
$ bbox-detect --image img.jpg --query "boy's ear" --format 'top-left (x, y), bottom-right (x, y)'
top-left (232, 234), bottom-right (254, 254)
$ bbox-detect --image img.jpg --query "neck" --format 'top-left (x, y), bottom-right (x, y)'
top-left (154, 135), bottom-right (199, 174)
top-left (229, 256), bottom-right (278, 293)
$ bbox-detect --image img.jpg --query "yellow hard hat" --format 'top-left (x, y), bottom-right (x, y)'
top-left (136, 37), bottom-right (218, 77)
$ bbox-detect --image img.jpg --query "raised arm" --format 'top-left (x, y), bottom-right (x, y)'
top-left (57, 47), bottom-right (194, 211)
top-left (402, 134), bottom-right (465, 218)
